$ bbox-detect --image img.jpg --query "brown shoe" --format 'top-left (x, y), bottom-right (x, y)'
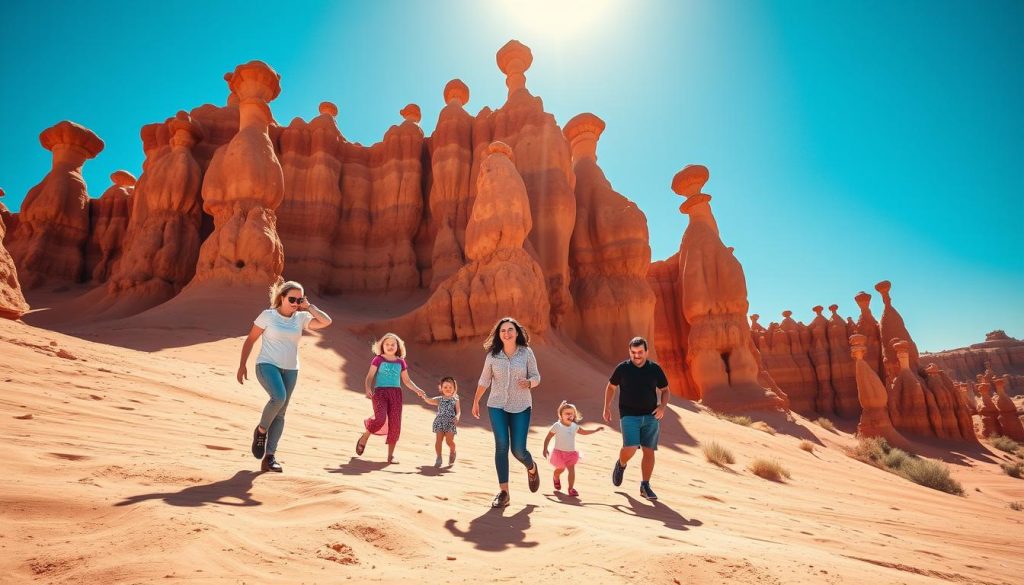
top-left (527, 462), bottom-right (540, 493)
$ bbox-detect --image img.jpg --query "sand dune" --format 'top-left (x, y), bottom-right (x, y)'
top-left (2, 293), bottom-right (1022, 584)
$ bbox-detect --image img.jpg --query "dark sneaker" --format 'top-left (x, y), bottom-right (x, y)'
top-left (491, 490), bottom-right (510, 508)
top-left (527, 462), bottom-right (540, 493)
top-left (251, 426), bottom-right (267, 459)
top-left (262, 453), bottom-right (282, 473)
top-left (640, 482), bottom-right (658, 501)
top-left (612, 460), bottom-right (626, 486)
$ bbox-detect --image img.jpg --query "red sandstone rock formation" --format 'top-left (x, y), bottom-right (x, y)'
top-left (889, 339), bottom-right (945, 437)
top-left (328, 105), bottom-right (424, 293)
top-left (563, 113), bottom-right (655, 363)
top-left (808, 305), bottom-right (836, 413)
top-left (993, 376), bottom-right (1024, 441)
top-left (7, 121), bottom-right (103, 287)
top-left (876, 280), bottom-right (920, 381)
top-left (276, 102), bottom-right (343, 289)
top-left (850, 333), bottom-right (911, 449)
top-left (0, 188), bottom-right (18, 243)
top-left (922, 363), bottom-right (975, 441)
top-left (976, 381), bottom-right (1000, 438)
top-left (85, 171), bottom-right (134, 283)
top-left (828, 304), bottom-right (860, 417)
top-left (920, 331), bottom-right (1024, 394)
top-left (385, 142), bottom-right (548, 341)
top-left (477, 40), bottom-right (575, 327)
top-left (0, 188), bottom-right (30, 320)
top-left (854, 291), bottom-right (885, 381)
top-left (193, 61), bottom-right (285, 286)
top-left (651, 165), bottom-right (785, 411)
top-left (426, 80), bottom-right (474, 290)
top-left (110, 112), bottom-right (205, 304)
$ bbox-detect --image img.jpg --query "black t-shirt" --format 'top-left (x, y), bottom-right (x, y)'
top-left (609, 359), bottom-right (669, 416)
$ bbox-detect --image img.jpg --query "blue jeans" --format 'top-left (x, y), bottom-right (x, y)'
top-left (489, 407), bottom-right (535, 484)
top-left (256, 363), bottom-right (299, 454)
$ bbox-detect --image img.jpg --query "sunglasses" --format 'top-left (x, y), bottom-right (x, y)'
top-left (286, 296), bottom-right (306, 304)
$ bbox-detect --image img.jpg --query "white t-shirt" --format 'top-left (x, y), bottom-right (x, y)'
top-left (253, 309), bottom-right (314, 370)
top-left (549, 421), bottom-right (578, 452)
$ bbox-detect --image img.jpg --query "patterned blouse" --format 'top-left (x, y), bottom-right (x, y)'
top-left (478, 346), bottom-right (541, 413)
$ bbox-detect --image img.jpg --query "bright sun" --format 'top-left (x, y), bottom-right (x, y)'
top-left (495, 0), bottom-right (618, 40)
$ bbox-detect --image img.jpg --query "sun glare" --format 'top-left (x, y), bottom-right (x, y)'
top-left (495, 0), bottom-right (618, 40)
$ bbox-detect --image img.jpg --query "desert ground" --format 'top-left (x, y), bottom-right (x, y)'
top-left (2, 286), bottom-right (1022, 585)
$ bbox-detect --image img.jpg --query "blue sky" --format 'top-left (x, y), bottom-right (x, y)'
top-left (1, 1), bottom-right (1020, 351)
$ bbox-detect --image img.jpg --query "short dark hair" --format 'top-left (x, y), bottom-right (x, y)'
top-left (629, 336), bottom-right (648, 351)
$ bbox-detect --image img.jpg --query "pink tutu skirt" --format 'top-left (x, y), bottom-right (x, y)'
top-left (549, 449), bottom-right (581, 468)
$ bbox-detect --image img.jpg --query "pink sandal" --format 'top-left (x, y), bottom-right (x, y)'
top-left (568, 488), bottom-right (579, 497)
top-left (553, 477), bottom-right (561, 491)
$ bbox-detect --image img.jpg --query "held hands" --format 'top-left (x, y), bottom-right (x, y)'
top-left (236, 365), bottom-right (247, 384)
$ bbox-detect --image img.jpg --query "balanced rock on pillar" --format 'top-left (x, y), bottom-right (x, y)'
top-left (656, 164), bottom-right (786, 412)
top-left (850, 333), bottom-right (911, 450)
top-left (7, 121), bottom-right (103, 288)
top-left (564, 112), bottom-right (655, 364)
top-left (193, 61), bottom-right (285, 286)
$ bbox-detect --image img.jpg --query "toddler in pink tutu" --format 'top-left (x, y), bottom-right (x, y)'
top-left (542, 400), bottom-right (604, 497)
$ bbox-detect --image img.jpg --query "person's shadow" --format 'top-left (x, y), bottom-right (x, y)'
top-left (607, 492), bottom-right (702, 531)
top-left (114, 470), bottom-right (261, 508)
top-left (444, 505), bottom-right (539, 551)
top-left (325, 457), bottom-right (390, 476)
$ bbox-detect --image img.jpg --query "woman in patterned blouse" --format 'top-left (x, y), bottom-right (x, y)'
top-left (471, 317), bottom-right (542, 508)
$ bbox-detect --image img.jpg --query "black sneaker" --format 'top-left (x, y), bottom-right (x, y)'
top-left (527, 462), bottom-right (540, 493)
top-left (491, 490), bottom-right (510, 508)
top-left (251, 425), bottom-right (267, 459)
top-left (262, 453), bottom-right (282, 473)
top-left (640, 482), bottom-right (658, 500)
top-left (612, 460), bottom-right (626, 486)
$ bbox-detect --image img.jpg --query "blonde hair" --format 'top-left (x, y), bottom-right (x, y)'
top-left (371, 332), bottom-right (407, 358)
top-left (269, 279), bottom-right (304, 308)
top-left (557, 400), bottom-right (581, 422)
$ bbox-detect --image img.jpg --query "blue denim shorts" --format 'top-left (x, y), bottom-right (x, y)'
top-left (620, 414), bottom-right (660, 450)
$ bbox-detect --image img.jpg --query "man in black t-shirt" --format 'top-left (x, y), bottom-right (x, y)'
top-left (603, 336), bottom-right (670, 500)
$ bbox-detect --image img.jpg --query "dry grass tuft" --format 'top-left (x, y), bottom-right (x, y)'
top-left (851, 437), bottom-right (964, 496)
top-left (1010, 501), bottom-right (1023, 512)
top-left (798, 440), bottom-right (815, 453)
top-left (701, 441), bottom-right (736, 466)
top-left (990, 435), bottom-right (1021, 453)
top-left (815, 417), bottom-right (836, 432)
top-left (1001, 461), bottom-right (1023, 479)
top-left (721, 414), bottom-right (753, 427)
top-left (751, 421), bottom-right (776, 435)
top-left (748, 458), bottom-right (791, 482)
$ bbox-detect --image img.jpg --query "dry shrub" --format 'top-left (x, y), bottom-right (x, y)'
top-left (748, 458), bottom-right (791, 482)
top-left (1001, 461), bottom-right (1023, 479)
top-left (798, 440), bottom-right (815, 453)
top-left (815, 417), bottom-right (836, 432)
top-left (751, 421), bottom-right (776, 435)
top-left (851, 437), bottom-right (964, 496)
top-left (990, 436), bottom-right (1020, 453)
top-left (1010, 501), bottom-right (1023, 512)
top-left (701, 441), bottom-right (736, 466)
top-left (721, 415), bottom-right (753, 427)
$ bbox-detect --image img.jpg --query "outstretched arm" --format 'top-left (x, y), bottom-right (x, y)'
top-left (421, 394), bottom-right (439, 406)
top-left (237, 325), bottom-right (265, 384)
top-left (400, 370), bottom-right (426, 399)
top-left (578, 426), bottom-right (605, 435)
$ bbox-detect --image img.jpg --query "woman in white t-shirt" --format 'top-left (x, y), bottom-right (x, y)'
top-left (237, 279), bottom-right (332, 472)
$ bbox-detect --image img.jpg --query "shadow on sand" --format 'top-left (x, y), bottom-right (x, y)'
top-left (114, 470), bottom-right (262, 508)
top-left (444, 504), bottom-right (539, 551)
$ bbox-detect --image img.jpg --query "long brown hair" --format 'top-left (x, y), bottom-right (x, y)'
top-left (483, 317), bottom-right (530, 356)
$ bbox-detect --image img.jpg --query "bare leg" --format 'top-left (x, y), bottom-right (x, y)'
top-left (567, 464), bottom-right (576, 490)
top-left (619, 445), bottom-right (639, 466)
top-left (640, 447), bottom-right (656, 482)
top-left (387, 441), bottom-right (397, 464)
top-left (434, 433), bottom-right (444, 458)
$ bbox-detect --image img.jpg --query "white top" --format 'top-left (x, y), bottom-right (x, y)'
top-left (478, 346), bottom-right (541, 413)
top-left (253, 309), bottom-right (315, 370)
top-left (548, 421), bottom-right (578, 452)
